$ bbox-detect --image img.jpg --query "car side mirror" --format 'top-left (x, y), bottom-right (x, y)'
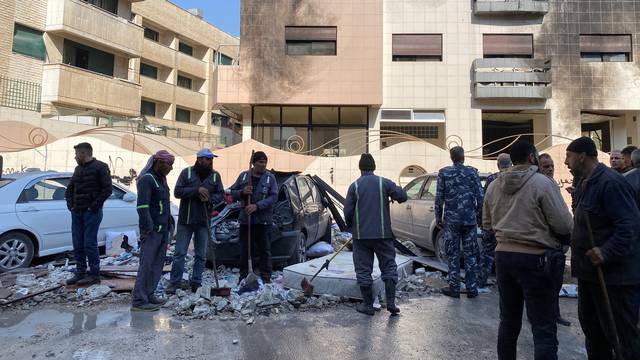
top-left (123, 193), bottom-right (137, 203)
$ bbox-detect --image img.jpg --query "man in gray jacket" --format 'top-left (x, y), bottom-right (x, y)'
top-left (484, 141), bottom-right (573, 360)
top-left (344, 154), bottom-right (408, 316)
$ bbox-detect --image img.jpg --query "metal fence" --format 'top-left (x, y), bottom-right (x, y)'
top-left (0, 76), bottom-right (41, 112)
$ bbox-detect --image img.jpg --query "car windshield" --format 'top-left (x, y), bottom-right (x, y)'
top-left (0, 179), bottom-right (14, 188)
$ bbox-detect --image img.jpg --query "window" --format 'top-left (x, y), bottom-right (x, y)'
top-left (63, 39), bottom-right (114, 76)
top-left (139, 63), bottom-right (158, 79)
top-left (109, 186), bottom-right (125, 200)
top-left (392, 34), bottom-right (442, 62)
top-left (295, 177), bottom-right (315, 206)
top-left (177, 75), bottom-right (192, 90)
top-left (179, 42), bottom-right (194, 56)
top-left (252, 106), bottom-right (368, 156)
top-left (404, 178), bottom-right (425, 200)
top-left (580, 35), bottom-right (632, 62)
top-left (212, 113), bottom-right (230, 127)
top-left (483, 34), bottom-right (533, 58)
top-left (12, 24), bottom-right (45, 60)
top-left (175, 108), bottom-right (191, 123)
top-left (83, 0), bottom-right (117, 14)
top-left (220, 53), bottom-right (233, 65)
top-left (140, 100), bottom-right (156, 117)
top-left (19, 178), bottom-right (69, 202)
top-left (381, 125), bottom-right (439, 139)
top-left (420, 179), bottom-right (437, 200)
top-left (144, 27), bottom-right (159, 42)
top-left (285, 26), bottom-right (337, 56)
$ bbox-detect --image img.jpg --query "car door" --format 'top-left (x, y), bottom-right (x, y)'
top-left (295, 176), bottom-right (318, 242)
top-left (390, 177), bottom-right (426, 240)
top-left (308, 177), bottom-right (330, 241)
top-left (410, 176), bottom-right (438, 249)
top-left (99, 185), bottom-right (139, 244)
top-left (15, 176), bottom-right (72, 254)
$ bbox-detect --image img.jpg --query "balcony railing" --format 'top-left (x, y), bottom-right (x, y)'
top-left (472, 58), bottom-right (552, 99)
top-left (473, 0), bottom-right (549, 15)
top-left (0, 76), bottom-right (41, 112)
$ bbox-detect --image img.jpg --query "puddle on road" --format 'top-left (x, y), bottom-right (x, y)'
top-left (0, 308), bottom-right (185, 338)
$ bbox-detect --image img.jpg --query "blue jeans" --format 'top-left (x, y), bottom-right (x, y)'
top-left (71, 209), bottom-right (103, 275)
top-left (496, 251), bottom-right (557, 360)
top-left (170, 224), bottom-right (208, 287)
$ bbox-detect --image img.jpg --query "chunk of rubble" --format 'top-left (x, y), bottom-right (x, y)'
top-left (193, 304), bottom-right (210, 316)
top-left (86, 285), bottom-right (112, 299)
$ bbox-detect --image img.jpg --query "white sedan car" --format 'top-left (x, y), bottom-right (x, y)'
top-left (0, 171), bottom-right (177, 271)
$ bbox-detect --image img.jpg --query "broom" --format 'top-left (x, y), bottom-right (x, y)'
top-left (238, 150), bottom-right (260, 293)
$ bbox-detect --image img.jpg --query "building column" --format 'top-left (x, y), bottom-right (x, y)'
top-left (368, 107), bottom-right (381, 153)
top-left (242, 107), bottom-right (252, 142)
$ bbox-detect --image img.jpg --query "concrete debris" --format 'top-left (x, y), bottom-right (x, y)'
top-left (193, 304), bottom-right (210, 316)
top-left (86, 285), bottom-right (112, 299)
top-left (15, 288), bottom-right (29, 297)
top-left (15, 274), bottom-right (37, 287)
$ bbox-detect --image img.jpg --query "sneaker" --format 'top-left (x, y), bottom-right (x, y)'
top-left (66, 272), bottom-right (86, 285)
top-left (557, 317), bottom-right (571, 327)
top-left (441, 288), bottom-right (460, 299)
top-left (77, 274), bottom-right (100, 286)
top-left (149, 295), bottom-right (167, 305)
top-left (131, 303), bottom-right (160, 312)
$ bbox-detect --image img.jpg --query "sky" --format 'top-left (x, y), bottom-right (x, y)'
top-left (170, 0), bottom-right (241, 37)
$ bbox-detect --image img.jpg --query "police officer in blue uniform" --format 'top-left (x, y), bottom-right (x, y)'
top-left (435, 146), bottom-right (484, 298)
top-left (344, 154), bottom-right (408, 315)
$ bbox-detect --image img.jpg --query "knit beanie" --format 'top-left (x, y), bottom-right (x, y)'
top-left (359, 153), bottom-right (376, 171)
top-left (252, 151), bottom-right (268, 163)
top-left (566, 137), bottom-right (598, 156)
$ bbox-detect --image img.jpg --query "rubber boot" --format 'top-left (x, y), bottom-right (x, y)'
top-left (384, 280), bottom-right (400, 315)
top-left (356, 286), bottom-right (375, 316)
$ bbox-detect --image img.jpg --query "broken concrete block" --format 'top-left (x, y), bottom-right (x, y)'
top-left (178, 298), bottom-right (193, 310)
top-left (215, 299), bottom-right (227, 312)
top-left (86, 285), bottom-right (111, 299)
top-left (193, 304), bottom-right (210, 316)
top-left (16, 288), bottom-right (29, 297)
top-left (176, 289), bottom-right (186, 298)
top-left (16, 274), bottom-right (37, 287)
top-left (246, 317), bottom-right (254, 325)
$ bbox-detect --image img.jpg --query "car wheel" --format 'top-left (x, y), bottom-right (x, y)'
top-left (287, 232), bottom-right (307, 266)
top-left (434, 230), bottom-right (448, 263)
top-left (0, 232), bottom-right (35, 271)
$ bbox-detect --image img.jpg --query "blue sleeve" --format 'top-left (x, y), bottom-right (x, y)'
top-left (435, 171), bottom-right (445, 223)
top-left (344, 183), bottom-right (356, 228)
top-left (229, 172), bottom-right (246, 201)
top-left (474, 171), bottom-right (484, 217)
top-left (599, 181), bottom-right (640, 263)
top-left (136, 176), bottom-right (154, 233)
top-left (256, 174), bottom-right (278, 210)
top-left (174, 169), bottom-right (199, 199)
top-left (385, 178), bottom-right (407, 203)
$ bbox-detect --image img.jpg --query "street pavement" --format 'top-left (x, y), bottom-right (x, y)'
top-left (0, 291), bottom-right (586, 360)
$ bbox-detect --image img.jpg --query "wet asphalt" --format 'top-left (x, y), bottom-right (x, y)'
top-left (0, 291), bottom-right (586, 360)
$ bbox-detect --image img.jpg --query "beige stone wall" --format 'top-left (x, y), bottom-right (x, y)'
top-left (216, 0), bottom-right (382, 106)
top-left (0, 1), bottom-right (16, 77)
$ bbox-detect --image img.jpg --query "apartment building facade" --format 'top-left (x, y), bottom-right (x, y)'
top-left (214, 0), bottom-right (640, 160)
top-left (1, 0), bottom-right (239, 146)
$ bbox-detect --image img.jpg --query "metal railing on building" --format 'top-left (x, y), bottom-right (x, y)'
top-left (0, 76), bottom-right (42, 112)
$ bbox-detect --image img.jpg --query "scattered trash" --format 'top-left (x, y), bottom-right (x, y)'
top-left (306, 241), bottom-right (334, 258)
top-left (560, 284), bottom-right (578, 298)
top-left (232, 339), bottom-right (239, 345)
top-left (15, 288), bottom-right (29, 297)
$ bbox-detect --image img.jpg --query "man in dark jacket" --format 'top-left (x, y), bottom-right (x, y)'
top-left (132, 150), bottom-right (174, 312)
top-left (621, 145), bottom-right (638, 174)
top-left (64, 142), bottom-right (112, 286)
top-left (344, 154), bottom-right (407, 316)
top-left (565, 136), bottom-right (640, 359)
top-left (168, 148), bottom-right (224, 294)
top-left (436, 147), bottom-right (484, 299)
top-left (623, 148), bottom-right (640, 201)
top-left (228, 151), bottom-right (278, 283)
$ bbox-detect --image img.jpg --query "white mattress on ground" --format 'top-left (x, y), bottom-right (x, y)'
top-left (283, 251), bottom-right (412, 299)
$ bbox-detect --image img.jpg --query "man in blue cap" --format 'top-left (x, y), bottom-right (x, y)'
top-left (167, 148), bottom-right (224, 294)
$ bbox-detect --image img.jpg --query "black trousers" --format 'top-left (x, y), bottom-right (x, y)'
top-left (239, 224), bottom-right (272, 279)
top-left (495, 251), bottom-right (558, 360)
top-left (132, 231), bottom-right (169, 307)
top-left (352, 238), bottom-right (398, 287)
top-left (578, 279), bottom-right (640, 360)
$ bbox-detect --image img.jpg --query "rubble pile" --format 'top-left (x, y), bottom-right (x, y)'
top-left (160, 267), bottom-right (348, 321)
top-left (397, 268), bottom-right (448, 296)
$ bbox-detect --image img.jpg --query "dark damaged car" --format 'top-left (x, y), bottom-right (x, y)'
top-left (207, 171), bottom-right (332, 267)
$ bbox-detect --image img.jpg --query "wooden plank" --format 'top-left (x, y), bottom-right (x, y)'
top-left (0, 285), bottom-right (62, 306)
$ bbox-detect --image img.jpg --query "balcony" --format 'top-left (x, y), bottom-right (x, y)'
top-left (143, 39), bottom-right (175, 68)
top-left (472, 58), bottom-right (552, 99)
top-left (140, 76), bottom-right (174, 104)
top-left (46, 0), bottom-right (143, 56)
top-left (175, 86), bottom-right (206, 110)
top-left (41, 64), bottom-right (141, 116)
top-left (473, 0), bottom-right (549, 15)
top-left (177, 52), bottom-right (208, 79)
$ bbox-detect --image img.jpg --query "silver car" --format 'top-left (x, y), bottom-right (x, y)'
top-left (390, 173), bottom-right (488, 262)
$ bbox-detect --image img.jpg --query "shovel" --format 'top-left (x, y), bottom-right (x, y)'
top-left (301, 238), bottom-right (353, 297)
top-left (239, 150), bottom-right (260, 293)
top-left (203, 202), bottom-right (230, 297)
